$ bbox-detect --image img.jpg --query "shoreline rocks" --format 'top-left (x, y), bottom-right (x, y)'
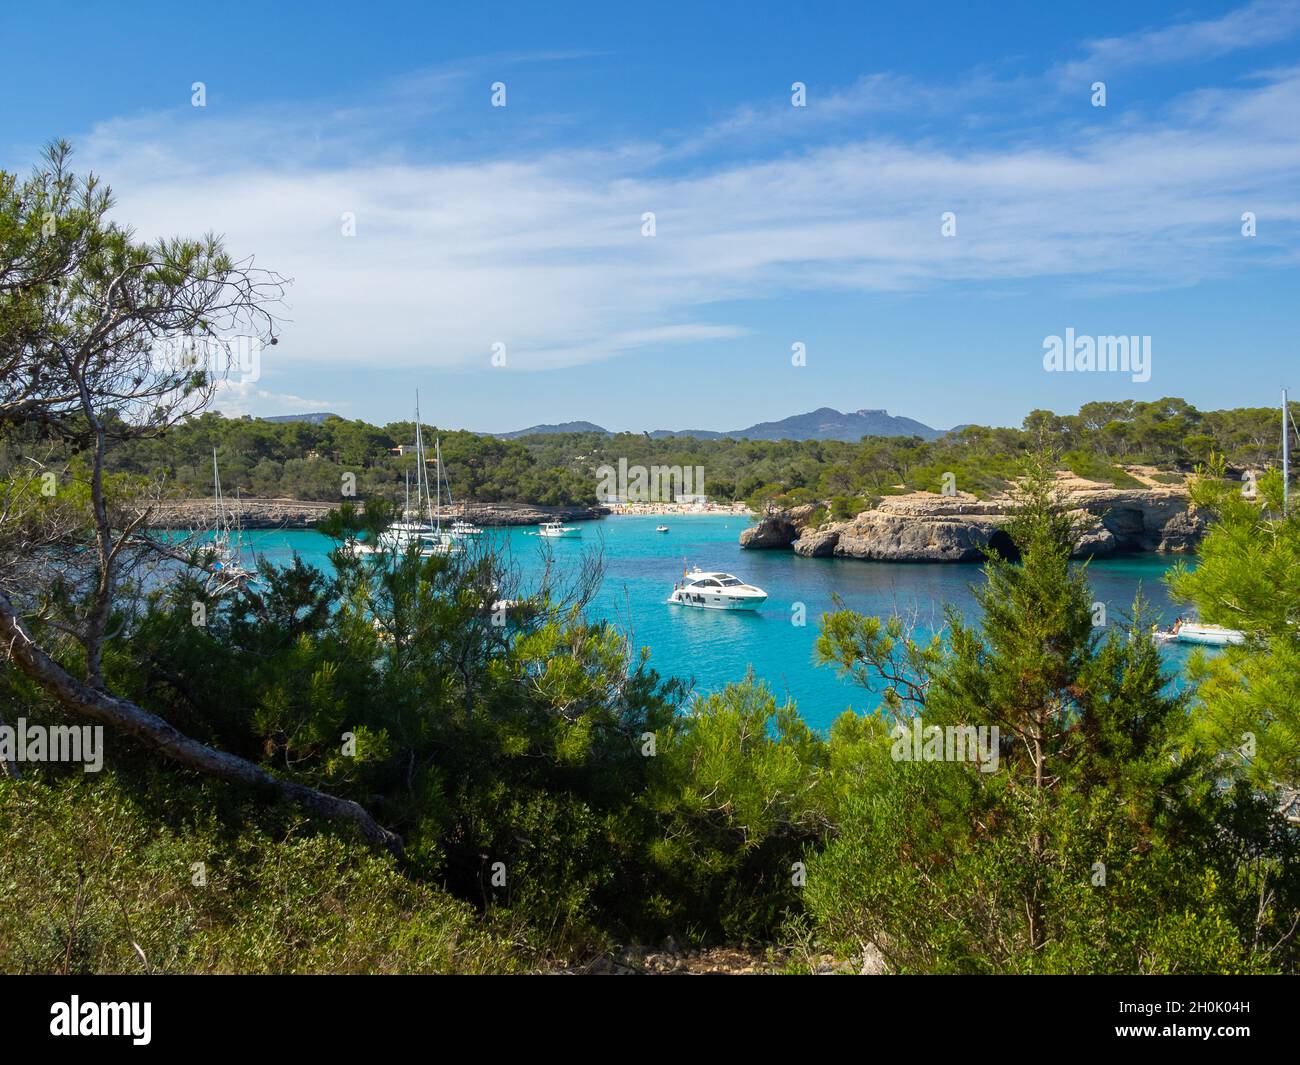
top-left (741, 483), bottom-right (1204, 563)
top-left (142, 497), bottom-right (610, 530)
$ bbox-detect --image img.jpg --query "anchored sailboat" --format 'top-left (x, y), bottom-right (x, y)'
top-left (377, 393), bottom-right (461, 557)
top-left (436, 448), bottom-right (483, 538)
top-left (208, 448), bottom-right (254, 588)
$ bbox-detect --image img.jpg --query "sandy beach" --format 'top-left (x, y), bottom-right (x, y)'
top-left (605, 501), bottom-right (754, 518)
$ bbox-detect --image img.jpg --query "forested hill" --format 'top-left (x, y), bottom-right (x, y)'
top-left (494, 407), bottom-right (948, 442)
top-left (52, 397), bottom-right (1293, 508)
top-left (650, 406), bottom-right (947, 442)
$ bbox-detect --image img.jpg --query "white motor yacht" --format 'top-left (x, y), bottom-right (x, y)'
top-left (668, 568), bottom-right (767, 611)
top-left (537, 521), bottom-right (582, 538)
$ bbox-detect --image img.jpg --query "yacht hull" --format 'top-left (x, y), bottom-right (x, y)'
top-left (1176, 624), bottom-right (1245, 647)
top-left (669, 590), bottom-right (766, 611)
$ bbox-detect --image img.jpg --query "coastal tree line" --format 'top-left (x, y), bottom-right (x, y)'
top-left (4, 394), bottom-right (1285, 517)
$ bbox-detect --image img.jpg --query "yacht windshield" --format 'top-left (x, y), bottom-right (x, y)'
top-left (719, 578), bottom-right (743, 586)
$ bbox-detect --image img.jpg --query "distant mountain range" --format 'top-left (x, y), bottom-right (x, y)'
top-left (259, 407), bottom-right (952, 442)
top-left (262, 412), bottom-right (341, 425)
top-left (499, 408), bottom-right (949, 443)
top-left (496, 420), bottom-right (609, 439)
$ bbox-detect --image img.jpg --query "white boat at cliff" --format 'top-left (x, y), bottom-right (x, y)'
top-left (537, 521), bottom-right (581, 538)
top-left (1153, 388), bottom-right (1291, 649)
top-left (668, 568), bottom-right (767, 611)
top-left (1157, 618), bottom-right (1246, 647)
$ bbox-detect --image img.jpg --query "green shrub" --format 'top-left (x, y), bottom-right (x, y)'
top-left (0, 774), bottom-right (518, 974)
top-left (1060, 449), bottom-right (1143, 488)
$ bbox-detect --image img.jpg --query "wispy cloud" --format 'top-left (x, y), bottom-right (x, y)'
top-left (1054, 0), bottom-right (1300, 85)
top-left (63, 5), bottom-right (1300, 389)
top-left (212, 379), bottom-right (342, 418)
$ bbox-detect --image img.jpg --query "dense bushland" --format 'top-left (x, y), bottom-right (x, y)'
top-left (805, 462), bottom-right (1300, 972)
top-left (6, 465), bottom-right (1298, 972)
top-left (4, 142), bottom-right (1296, 975)
top-left (2, 396), bottom-right (1286, 511)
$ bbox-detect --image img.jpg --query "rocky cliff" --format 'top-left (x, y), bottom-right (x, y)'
top-left (740, 478), bottom-right (1203, 563)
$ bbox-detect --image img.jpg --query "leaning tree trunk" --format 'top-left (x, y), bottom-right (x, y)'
top-left (0, 590), bottom-right (400, 853)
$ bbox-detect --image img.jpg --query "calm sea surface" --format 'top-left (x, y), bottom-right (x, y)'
top-left (228, 515), bottom-right (1194, 733)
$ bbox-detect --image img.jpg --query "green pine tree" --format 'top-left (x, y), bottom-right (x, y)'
top-left (1167, 459), bottom-right (1300, 796)
top-left (808, 454), bottom-right (1295, 972)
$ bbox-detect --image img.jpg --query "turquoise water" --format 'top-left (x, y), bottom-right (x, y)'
top-left (228, 515), bottom-right (1194, 732)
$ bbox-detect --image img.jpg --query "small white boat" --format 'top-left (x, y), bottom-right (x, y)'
top-left (450, 519), bottom-right (483, 538)
top-left (418, 532), bottom-right (463, 556)
top-left (343, 540), bottom-right (383, 557)
top-left (1173, 622), bottom-right (1246, 647)
top-left (1154, 619), bottom-right (1246, 646)
top-left (436, 450), bottom-right (482, 539)
top-left (208, 553), bottom-right (257, 591)
top-left (379, 521), bottom-right (427, 547)
top-left (668, 568), bottom-right (767, 611)
top-left (377, 523), bottom-right (462, 556)
top-left (656, 524), bottom-right (669, 533)
top-left (537, 521), bottom-right (582, 538)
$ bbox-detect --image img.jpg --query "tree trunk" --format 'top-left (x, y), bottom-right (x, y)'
top-left (0, 590), bottom-right (401, 853)
top-left (1028, 722), bottom-right (1046, 955)
top-left (0, 704), bottom-right (21, 779)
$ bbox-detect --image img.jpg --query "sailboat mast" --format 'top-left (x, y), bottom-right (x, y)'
top-left (414, 391), bottom-right (430, 524)
top-left (1284, 388), bottom-right (1290, 518)
top-left (443, 443), bottom-right (454, 508)
top-left (212, 447), bottom-right (224, 531)
top-left (232, 486), bottom-right (245, 559)
top-left (434, 437), bottom-right (443, 533)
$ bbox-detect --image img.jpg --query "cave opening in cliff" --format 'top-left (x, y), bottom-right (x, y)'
top-left (985, 529), bottom-right (1021, 562)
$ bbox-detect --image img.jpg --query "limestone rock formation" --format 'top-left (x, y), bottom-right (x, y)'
top-left (738, 506), bottom-right (807, 549)
top-left (743, 481), bottom-right (1202, 563)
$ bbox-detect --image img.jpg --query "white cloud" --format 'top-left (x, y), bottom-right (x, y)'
top-left (69, 41), bottom-right (1300, 380)
top-left (212, 379), bottom-right (341, 419)
top-left (1054, 0), bottom-right (1300, 85)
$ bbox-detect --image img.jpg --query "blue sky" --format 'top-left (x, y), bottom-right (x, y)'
top-left (3, 0), bottom-right (1298, 432)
